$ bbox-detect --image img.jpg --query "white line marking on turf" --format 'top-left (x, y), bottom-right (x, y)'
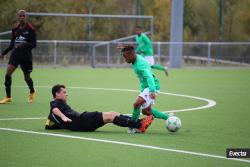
top-left (0, 86), bottom-right (240, 163)
top-left (15, 85), bottom-right (217, 113)
top-left (160, 92), bottom-right (216, 113)
top-left (0, 85), bottom-right (216, 121)
top-left (64, 86), bottom-right (217, 113)
top-left (0, 127), bottom-right (249, 164)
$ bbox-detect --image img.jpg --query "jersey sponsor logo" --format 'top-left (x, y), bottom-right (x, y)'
top-left (17, 35), bottom-right (26, 41)
top-left (15, 35), bottom-right (27, 44)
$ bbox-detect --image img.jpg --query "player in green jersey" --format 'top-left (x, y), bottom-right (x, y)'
top-left (121, 45), bottom-right (172, 133)
top-left (135, 26), bottom-right (168, 76)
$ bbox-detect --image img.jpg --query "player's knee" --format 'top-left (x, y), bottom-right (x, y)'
top-left (110, 112), bottom-right (119, 118)
top-left (103, 112), bottom-right (119, 123)
top-left (6, 65), bottom-right (16, 76)
top-left (6, 71), bottom-right (13, 76)
top-left (142, 108), bottom-right (151, 115)
top-left (133, 102), bottom-right (141, 109)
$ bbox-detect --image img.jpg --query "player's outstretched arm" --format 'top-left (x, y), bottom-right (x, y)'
top-left (52, 108), bottom-right (72, 122)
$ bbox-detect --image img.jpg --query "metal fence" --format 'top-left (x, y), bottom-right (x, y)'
top-left (0, 40), bottom-right (250, 67)
top-left (0, 40), bottom-right (102, 67)
top-left (93, 41), bottom-right (250, 67)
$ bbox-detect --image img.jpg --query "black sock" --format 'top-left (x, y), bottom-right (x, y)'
top-left (25, 78), bottom-right (35, 93)
top-left (113, 116), bottom-right (141, 128)
top-left (4, 75), bottom-right (11, 98)
top-left (119, 114), bottom-right (132, 120)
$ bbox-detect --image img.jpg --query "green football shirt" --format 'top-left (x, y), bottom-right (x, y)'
top-left (135, 33), bottom-right (154, 57)
top-left (132, 55), bottom-right (160, 93)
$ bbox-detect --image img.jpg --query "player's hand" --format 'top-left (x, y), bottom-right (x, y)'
top-left (61, 116), bottom-right (72, 122)
top-left (150, 93), bottom-right (156, 99)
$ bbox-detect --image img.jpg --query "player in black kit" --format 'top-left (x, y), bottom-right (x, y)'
top-left (0, 10), bottom-right (37, 104)
top-left (45, 84), bottom-right (154, 132)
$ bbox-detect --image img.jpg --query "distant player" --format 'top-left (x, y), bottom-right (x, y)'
top-left (135, 26), bottom-right (169, 76)
top-left (0, 10), bottom-right (36, 104)
top-left (121, 45), bottom-right (172, 133)
top-left (45, 84), bottom-right (153, 133)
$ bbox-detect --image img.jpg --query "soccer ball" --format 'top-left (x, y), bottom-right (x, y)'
top-left (166, 116), bottom-right (182, 132)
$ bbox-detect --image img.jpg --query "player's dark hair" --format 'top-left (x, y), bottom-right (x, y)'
top-left (121, 45), bottom-right (135, 55)
top-left (52, 84), bottom-right (66, 98)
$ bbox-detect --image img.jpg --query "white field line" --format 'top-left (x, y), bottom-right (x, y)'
top-left (0, 85), bottom-right (216, 120)
top-left (0, 127), bottom-right (249, 164)
top-left (1, 86), bottom-right (246, 164)
top-left (64, 86), bottom-right (217, 113)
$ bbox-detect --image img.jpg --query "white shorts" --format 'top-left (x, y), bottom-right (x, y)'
top-left (139, 88), bottom-right (157, 109)
top-left (144, 56), bottom-right (155, 66)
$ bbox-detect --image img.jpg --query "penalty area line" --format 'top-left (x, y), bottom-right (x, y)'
top-left (0, 127), bottom-right (249, 164)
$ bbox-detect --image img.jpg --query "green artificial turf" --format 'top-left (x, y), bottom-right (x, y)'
top-left (0, 67), bottom-right (250, 167)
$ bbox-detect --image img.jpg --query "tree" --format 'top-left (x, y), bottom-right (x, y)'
top-left (0, 0), bottom-right (249, 41)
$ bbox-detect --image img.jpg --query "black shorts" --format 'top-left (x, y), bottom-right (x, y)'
top-left (9, 53), bottom-right (33, 73)
top-left (70, 111), bottom-right (105, 132)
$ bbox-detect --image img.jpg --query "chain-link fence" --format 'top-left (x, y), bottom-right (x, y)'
top-left (0, 40), bottom-right (250, 67)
